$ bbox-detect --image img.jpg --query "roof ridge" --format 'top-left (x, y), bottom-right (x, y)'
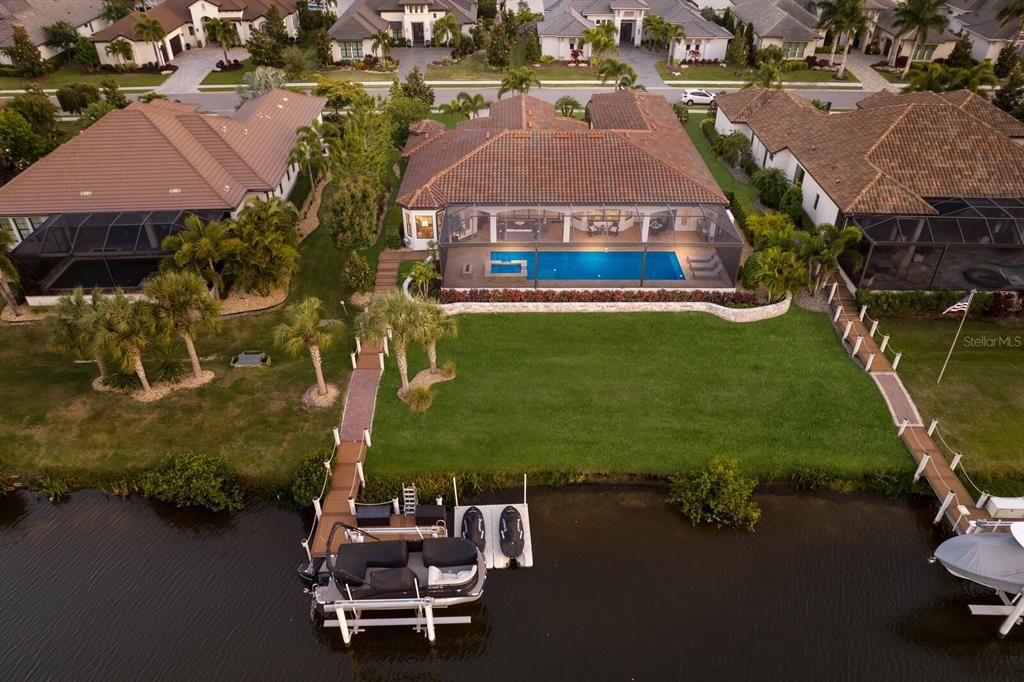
top-left (613, 129), bottom-right (726, 203)
top-left (403, 130), bottom-right (510, 207)
top-left (140, 108), bottom-right (239, 204)
top-left (192, 114), bottom-right (267, 184)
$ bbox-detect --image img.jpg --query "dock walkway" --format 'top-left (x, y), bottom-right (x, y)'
top-left (825, 277), bottom-right (991, 534)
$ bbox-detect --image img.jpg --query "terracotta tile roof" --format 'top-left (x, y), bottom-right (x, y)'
top-left (398, 92), bottom-right (726, 209)
top-left (92, 0), bottom-right (192, 42)
top-left (718, 87), bottom-right (1024, 216)
top-left (0, 0), bottom-right (104, 49)
top-left (0, 89), bottom-right (325, 216)
top-left (858, 89), bottom-right (1024, 140)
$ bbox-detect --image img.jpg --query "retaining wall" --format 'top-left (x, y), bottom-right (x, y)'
top-left (441, 295), bottom-right (791, 322)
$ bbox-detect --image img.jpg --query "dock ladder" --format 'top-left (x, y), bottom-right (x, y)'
top-left (402, 484), bottom-right (418, 515)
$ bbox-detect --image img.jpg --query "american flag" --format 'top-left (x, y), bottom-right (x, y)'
top-left (943, 291), bottom-right (975, 315)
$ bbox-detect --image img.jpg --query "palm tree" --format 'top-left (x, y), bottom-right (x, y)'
top-left (498, 67), bottom-right (541, 98)
top-left (438, 99), bottom-right (466, 118)
top-left (273, 297), bottom-right (339, 397)
top-left (802, 224), bottom-right (862, 294)
top-left (145, 271), bottom-right (222, 379)
top-left (371, 28), bottom-right (393, 58)
top-left (203, 17), bottom-right (240, 64)
top-left (104, 38), bottom-right (133, 70)
top-left (161, 215), bottom-right (237, 300)
top-left (289, 120), bottom-right (335, 185)
top-left (893, 0), bottom-right (949, 78)
top-left (949, 61), bottom-right (999, 92)
top-left (355, 292), bottom-right (425, 392)
top-left (997, 0), bottom-right (1024, 27)
top-left (416, 301), bottom-right (457, 372)
top-left (817, 0), bottom-right (844, 65)
top-left (432, 13), bottom-right (461, 49)
top-left (0, 227), bottom-right (20, 316)
top-left (750, 58), bottom-right (783, 88)
top-left (133, 13), bottom-right (166, 67)
top-left (456, 91), bottom-right (487, 118)
top-left (555, 95), bottom-right (580, 117)
top-left (50, 287), bottom-right (110, 379)
top-left (227, 198), bottom-right (299, 295)
top-left (597, 58), bottom-right (639, 89)
top-left (834, 0), bottom-right (869, 79)
top-left (581, 22), bottom-right (617, 66)
top-left (93, 289), bottom-right (157, 393)
top-left (754, 246), bottom-right (808, 302)
top-left (664, 23), bottom-right (686, 61)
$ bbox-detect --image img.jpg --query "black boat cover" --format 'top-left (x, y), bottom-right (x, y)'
top-left (368, 567), bottom-right (418, 594)
top-left (422, 537), bottom-right (478, 568)
top-left (334, 540), bottom-right (409, 582)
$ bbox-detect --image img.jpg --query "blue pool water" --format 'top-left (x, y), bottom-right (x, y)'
top-left (490, 251), bottom-right (685, 281)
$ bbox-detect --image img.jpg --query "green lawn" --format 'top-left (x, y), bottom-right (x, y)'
top-left (684, 116), bottom-right (759, 218)
top-left (882, 317), bottom-right (1024, 478)
top-left (0, 63), bottom-right (168, 90)
top-left (875, 68), bottom-right (909, 83)
top-left (317, 68), bottom-right (399, 82)
top-left (657, 61), bottom-right (859, 84)
top-left (425, 51), bottom-right (601, 81)
top-left (199, 58), bottom-right (255, 85)
top-left (368, 309), bottom-right (907, 481)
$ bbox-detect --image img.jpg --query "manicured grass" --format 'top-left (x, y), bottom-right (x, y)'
top-left (199, 58), bottom-right (255, 85)
top-left (427, 110), bottom-right (465, 129)
top-left (882, 317), bottom-right (1024, 477)
top-left (0, 63), bottom-right (167, 90)
top-left (317, 68), bottom-right (399, 82)
top-left (657, 61), bottom-right (859, 83)
top-left (425, 51), bottom-right (601, 81)
top-left (684, 116), bottom-right (759, 217)
top-left (369, 309), bottom-right (907, 479)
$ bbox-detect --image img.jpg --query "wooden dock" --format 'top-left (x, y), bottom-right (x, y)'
top-left (826, 277), bottom-right (992, 534)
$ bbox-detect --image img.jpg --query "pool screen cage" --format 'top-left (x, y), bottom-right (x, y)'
top-left (10, 209), bottom-right (227, 296)
top-left (843, 197), bottom-right (1024, 291)
top-left (436, 203), bottom-right (744, 288)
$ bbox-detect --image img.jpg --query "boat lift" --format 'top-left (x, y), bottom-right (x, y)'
top-left (452, 474), bottom-right (535, 569)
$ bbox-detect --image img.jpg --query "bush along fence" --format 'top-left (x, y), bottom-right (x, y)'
top-left (439, 289), bottom-right (760, 305)
top-left (854, 289), bottom-right (1024, 319)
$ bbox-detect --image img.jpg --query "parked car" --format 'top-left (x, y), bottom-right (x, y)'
top-left (679, 89), bottom-right (715, 106)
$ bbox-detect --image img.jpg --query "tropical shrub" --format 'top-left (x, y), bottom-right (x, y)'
top-left (754, 45), bottom-right (784, 65)
top-left (739, 251), bottom-right (760, 289)
top-left (753, 245), bottom-right (807, 302)
top-left (291, 450), bottom-right (330, 508)
top-left (406, 385), bottom-right (434, 413)
top-left (56, 83), bottom-right (101, 114)
top-left (746, 212), bottom-right (797, 250)
top-left (343, 252), bottom-right (375, 293)
top-left (671, 101), bottom-right (689, 125)
top-left (751, 167), bottom-right (789, 207)
top-left (778, 186), bottom-right (804, 225)
top-left (668, 457), bottom-right (761, 531)
top-left (139, 453), bottom-right (244, 512)
top-left (150, 341), bottom-right (189, 383)
top-left (438, 288), bottom-right (762, 305)
top-left (995, 45), bottom-right (1021, 79)
top-left (700, 118), bottom-right (720, 146)
top-left (853, 289), bottom-right (1001, 317)
top-left (325, 180), bottom-right (379, 248)
top-left (714, 131), bottom-right (751, 167)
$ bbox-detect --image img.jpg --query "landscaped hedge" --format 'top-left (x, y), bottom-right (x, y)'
top-left (724, 190), bottom-right (753, 243)
top-left (439, 288), bottom-right (761, 306)
top-left (852, 289), bottom-right (1024, 317)
top-left (700, 118), bottom-right (720, 147)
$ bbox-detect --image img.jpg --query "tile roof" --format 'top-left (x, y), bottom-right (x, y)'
top-left (857, 89), bottom-right (1024, 140)
top-left (93, 0), bottom-right (298, 42)
top-left (875, 8), bottom-right (958, 42)
top-left (537, 7), bottom-right (591, 37)
top-left (730, 0), bottom-right (819, 41)
top-left (717, 87), bottom-right (1024, 216)
top-left (956, 0), bottom-right (1023, 42)
top-left (541, 0), bottom-right (731, 38)
top-left (0, 0), bottom-right (104, 48)
top-left (329, 0), bottom-right (476, 39)
top-left (398, 92), bottom-right (726, 209)
top-left (0, 89), bottom-right (325, 215)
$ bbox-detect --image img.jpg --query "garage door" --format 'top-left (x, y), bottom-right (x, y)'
top-left (169, 35), bottom-right (183, 57)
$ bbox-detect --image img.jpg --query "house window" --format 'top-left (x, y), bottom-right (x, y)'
top-left (813, 194), bottom-right (820, 210)
top-left (189, 26), bottom-right (195, 35)
top-left (782, 41), bottom-right (806, 59)
top-left (794, 166), bottom-right (805, 186)
top-left (9, 216), bottom-right (42, 241)
top-left (912, 44), bottom-right (936, 61)
top-left (338, 41), bottom-right (363, 59)
top-left (415, 214), bottom-right (434, 239)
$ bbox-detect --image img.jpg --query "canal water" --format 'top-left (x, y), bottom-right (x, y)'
top-left (2, 485), bottom-right (1022, 681)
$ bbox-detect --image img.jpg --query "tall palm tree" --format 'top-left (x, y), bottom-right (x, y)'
top-left (273, 297), bottom-right (339, 397)
top-left (802, 224), bottom-right (862, 294)
top-left (664, 23), bottom-right (686, 61)
top-left (498, 67), bottom-right (541, 98)
top-left (834, 0), bottom-right (869, 79)
top-left (754, 246), bottom-right (808, 302)
top-left (415, 301), bottom-right (458, 372)
top-left (597, 58), bottom-right (639, 89)
top-left (817, 0), bottom-right (845, 65)
top-left (289, 119), bottom-right (335, 184)
top-left (161, 215), bottom-right (238, 300)
top-left (93, 289), bottom-right (157, 393)
top-left (104, 38), bottom-right (133, 70)
top-left (0, 227), bottom-right (20, 316)
top-left (355, 292), bottom-right (425, 392)
top-left (581, 22), bottom-right (617, 66)
top-left (133, 13), bottom-right (166, 67)
top-left (949, 61), bottom-right (999, 91)
top-left (432, 13), bottom-right (461, 49)
top-left (371, 28), bottom-right (392, 58)
top-left (145, 271), bottom-right (222, 379)
top-left (203, 17), bottom-right (240, 64)
top-left (456, 91), bottom-right (487, 118)
top-left (50, 287), bottom-right (110, 379)
top-left (227, 197), bottom-right (299, 296)
top-left (893, 0), bottom-right (949, 78)
top-left (750, 58), bottom-right (783, 89)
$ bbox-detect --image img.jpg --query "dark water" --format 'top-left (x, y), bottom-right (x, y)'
top-left (2, 486), bottom-right (1023, 681)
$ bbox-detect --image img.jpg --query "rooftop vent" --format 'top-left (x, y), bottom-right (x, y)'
top-left (168, 188), bottom-right (181, 194)
top-left (79, 190), bottom-right (92, 196)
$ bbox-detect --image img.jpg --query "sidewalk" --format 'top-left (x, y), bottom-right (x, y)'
top-left (838, 50), bottom-right (897, 92)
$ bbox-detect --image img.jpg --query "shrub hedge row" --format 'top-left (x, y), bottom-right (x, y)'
top-left (854, 289), bottom-right (1024, 318)
top-left (438, 288), bottom-right (761, 306)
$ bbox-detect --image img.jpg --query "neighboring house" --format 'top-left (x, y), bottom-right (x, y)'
top-left (730, 0), bottom-right (823, 60)
top-left (327, 0), bottom-right (476, 59)
top-left (397, 91), bottom-right (745, 290)
top-left (946, 0), bottom-right (1024, 63)
top-left (870, 6), bottom-right (957, 64)
top-left (537, 0), bottom-right (732, 62)
top-left (1, 89), bottom-right (326, 304)
top-left (91, 0), bottom-right (301, 67)
top-left (0, 0), bottom-right (111, 66)
top-left (715, 87), bottom-right (1024, 291)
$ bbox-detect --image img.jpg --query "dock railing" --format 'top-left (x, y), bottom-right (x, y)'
top-left (301, 426), bottom-right (342, 564)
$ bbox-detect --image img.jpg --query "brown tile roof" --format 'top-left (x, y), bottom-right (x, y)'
top-left (0, 89), bottom-right (325, 216)
top-left (399, 92), bottom-right (725, 210)
top-left (0, 0), bottom-right (104, 49)
top-left (92, 0), bottom-right (192, 42)
top-left (858, 89), bottom-right (1024, 140)
top-left (718, 87), bottom-right (1024, 216)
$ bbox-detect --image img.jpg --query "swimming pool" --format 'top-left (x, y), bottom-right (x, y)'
top-left (489, 251), bottom-right (685, 281)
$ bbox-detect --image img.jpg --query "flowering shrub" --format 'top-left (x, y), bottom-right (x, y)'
top-left (439, 288), bottom-right (762, 306)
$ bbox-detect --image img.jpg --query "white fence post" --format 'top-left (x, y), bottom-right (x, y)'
top-left (355, 460), bottom-right (365, 484)
top-left (913, 454), bottom-right (930, 482)
top-left (828, 282), bottom-right (838, 303)
top-left (880, 335), bottom-right (890, 353)
top-left (869, 319), bottom-right (879, 338)
top-left (832, 304), bottom-right (843, 323)
top-left (383, 337), bottom-right (390, 356)
top-left (852, 335), bottom-right (863, 357)
top-left (332, 426), bottom-right (341, 448)
top-left (950, 453), bottom-right (962, 471)
top-left (933, 490), bottom-right (956, 525)
top-left (842, 320), bottom-right (853, 341)
top-left (348, 497), bottom-right (356, 515)
top-left (865, 352), bottom-right (875, 372)
top-left (898, 418), bottom-right (909, 436)
top-left (301, 539), bottom-right (312, 564)
top-left (977, 492), bottom-right (991, 510)
top-left (313, 497), bottom-right (323, 519)
top-left (859, 305), bottom-right (867, 321)
top-left (355, 337), bottom-right (362, 354)
top-left (927, 418), bottom-right (938, 436)
top-left (892, 352), bottom-right (902, 370)
top-left (392, 498), bottom-right (400, 514)
top-left (363, 428), bottom-right (372, 448)
top-left (378, 353), bottom-right (385, 371)
top-left (350, 352), bottom-right (357, 369)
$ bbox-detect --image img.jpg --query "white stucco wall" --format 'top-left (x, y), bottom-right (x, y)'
top-left (402, 208), bottom-right (441, 250)
top-left (540, 36), bottom-right (590, 60)
top-left (670, 37), bottom-right (729, 62)
top-left (714, 108), bottom-right (750, 138)
top-left (801, 172), bottom-right (840, 226)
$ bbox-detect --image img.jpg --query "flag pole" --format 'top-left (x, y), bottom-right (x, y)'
top-left (937, 290), bottom-right (975, 384)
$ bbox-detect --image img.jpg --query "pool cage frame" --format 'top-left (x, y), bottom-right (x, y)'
top-left (840, 197), bottom-right (1024, 291)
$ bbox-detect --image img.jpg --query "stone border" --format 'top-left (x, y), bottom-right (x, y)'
top-left (441, 294), bottom-right (791, 322)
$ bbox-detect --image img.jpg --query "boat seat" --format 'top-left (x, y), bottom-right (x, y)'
top-left (428, 564), bottom-right (477, 586)
top-left (367, 567), bottom-right (417, 593)
top-left (334, 540), bottom-right (409, 582)
top-left (422, 537), bottom-right (478, 568)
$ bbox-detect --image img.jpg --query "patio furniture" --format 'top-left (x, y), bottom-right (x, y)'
top-left (230, 350), bottom-right (271, 368)
top-left (355, 502), bottom-right (394, 528)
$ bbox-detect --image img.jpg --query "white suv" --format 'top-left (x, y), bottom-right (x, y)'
top-left (679, 89), bottom-right (715, 106)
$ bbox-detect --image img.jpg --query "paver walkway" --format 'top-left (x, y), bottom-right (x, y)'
top-left (618, 45), bottom-right (666, 86)
top-left (392, 47), bottom-right (450, 79)
top-left (825, 275), bottom-right (991, 534)
top-left (839, 50), bottom-right (897, 93)
top-left (157, 47), bottom-right (249, 94)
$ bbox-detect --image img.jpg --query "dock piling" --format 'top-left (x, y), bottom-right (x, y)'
top-left (934, 490), bottom-right (956, 525)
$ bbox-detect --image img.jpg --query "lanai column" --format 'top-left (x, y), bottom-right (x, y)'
top-left (489, 215), bottom-right (497, 242)
top-left (562, 214), bottom-right (571, 242)
top-left (641, 215), bottom-right (650, 242)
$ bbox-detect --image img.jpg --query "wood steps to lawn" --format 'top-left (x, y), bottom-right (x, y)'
top-left (374, 249), bottom-right (429, 294)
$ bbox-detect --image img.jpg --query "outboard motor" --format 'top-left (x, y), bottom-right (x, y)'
top-left (297, 562), bottom-right (317, 590)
